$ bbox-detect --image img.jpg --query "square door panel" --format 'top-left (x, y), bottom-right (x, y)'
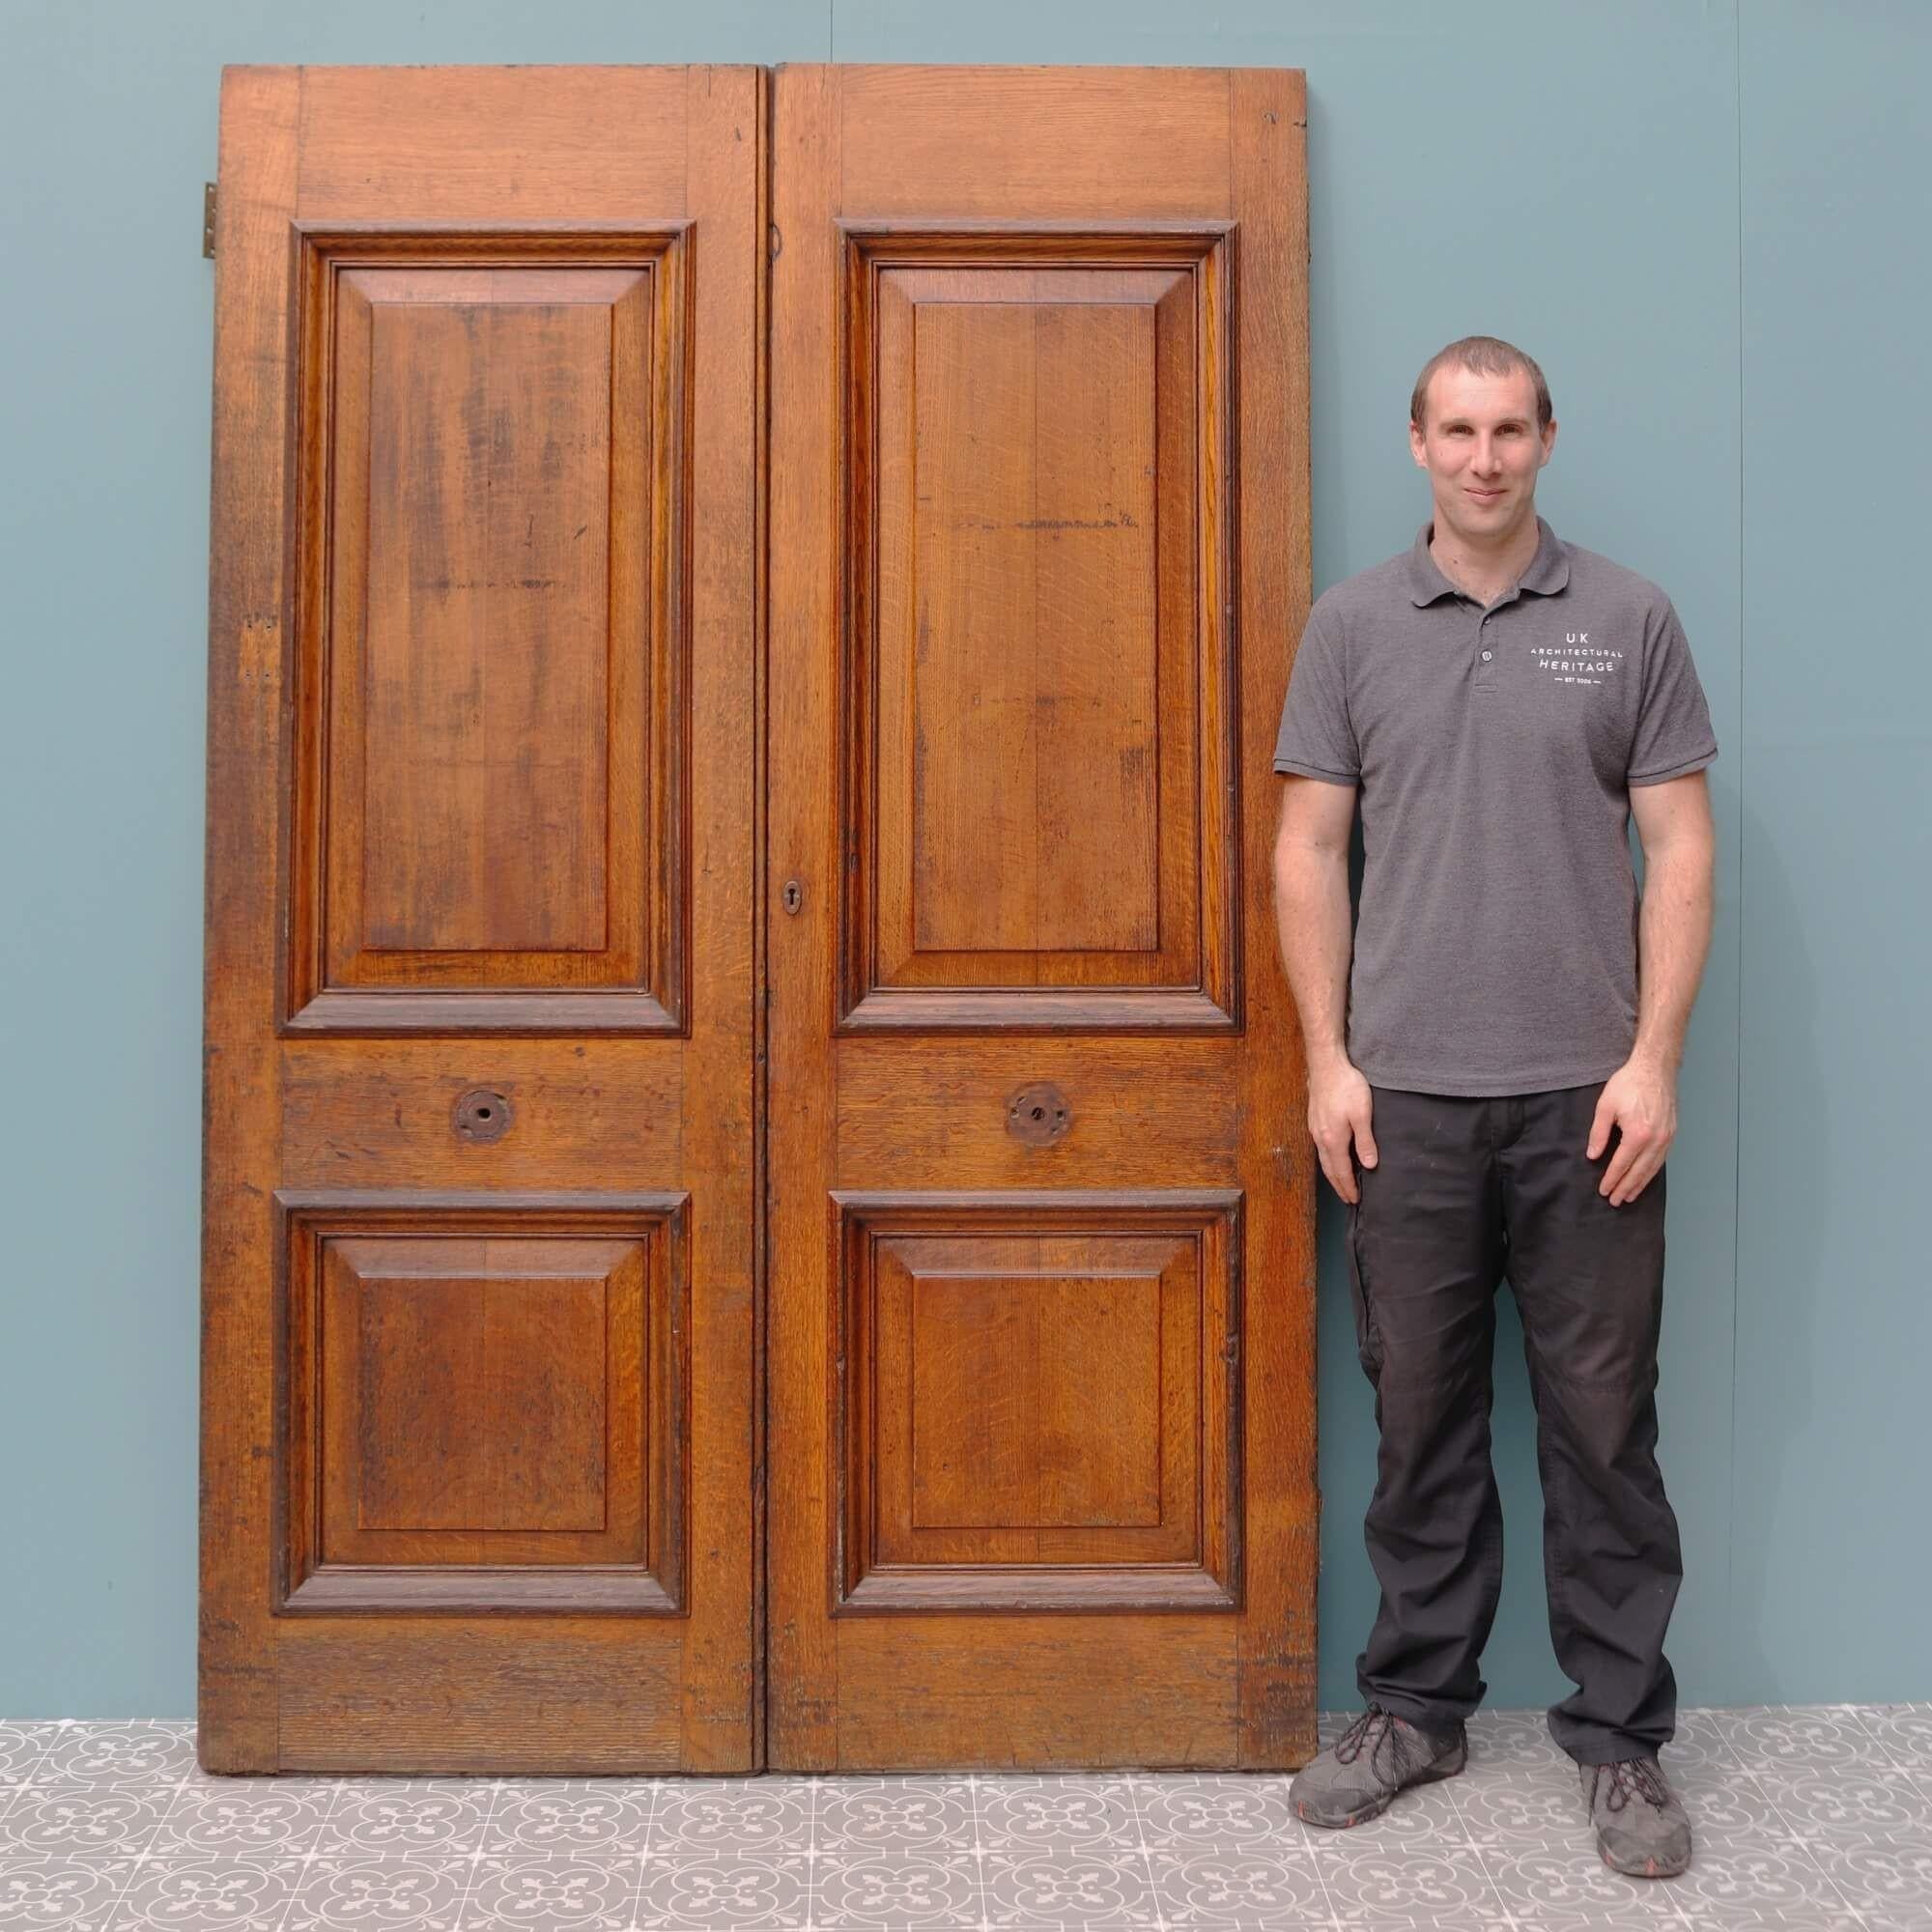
top-left (838, 229), bottom-right (1239, 1032)
top-left (284, 230), bottom-right (690, 1034)
top-left (833, 1191), bottom-right (1242, 1612)
top-left (275, 1191), bottom-right (687, 1614)
top-left (349, 1259), bottom-right (615, 1535)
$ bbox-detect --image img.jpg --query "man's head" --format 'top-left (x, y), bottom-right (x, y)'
top-left (1408, 335), bottom-right (1558, 550)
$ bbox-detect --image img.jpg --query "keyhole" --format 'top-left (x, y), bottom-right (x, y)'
top-left (781, 879), bottom-right (803, 915)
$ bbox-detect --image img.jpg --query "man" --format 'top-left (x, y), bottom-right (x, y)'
top-left (1271, 336), bottom-right (1718, 1880)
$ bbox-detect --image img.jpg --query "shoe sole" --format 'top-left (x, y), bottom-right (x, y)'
top-left (1293, 1739), bottom-right (1468, 1829)
top-left (1600, 1845), bottom-right (1690, 1880)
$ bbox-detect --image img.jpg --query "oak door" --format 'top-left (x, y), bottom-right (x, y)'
top-left (203, 60), bottom-right (1316, 1779)
top-left (200, 64), bottom-right (762, 1774)
top-left (766, 65), bottom-right (1316, 1770)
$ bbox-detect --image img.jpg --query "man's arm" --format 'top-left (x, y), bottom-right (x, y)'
top-left (1272, 777), bottom-right (1355, 1065)
top-left (1273, 775), bottom-right (1378, 1203)
top-left (1587, 769), bottom-right (1718, 1203)
top-left (1629, 770), bottom-right (1718, 1072)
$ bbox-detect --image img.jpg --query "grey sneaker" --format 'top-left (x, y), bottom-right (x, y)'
top-left (1291, 1703), bottom-right (1468, 1828)
top-left (1580, 1756), bottom-right (1693, 1877)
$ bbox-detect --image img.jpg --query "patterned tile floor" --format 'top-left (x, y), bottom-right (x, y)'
top-left (2, 1704), bottom-right (1928, 1930)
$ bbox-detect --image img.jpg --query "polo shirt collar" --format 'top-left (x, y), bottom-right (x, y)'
top-left (1407, 513), bottom-right (1571, 606)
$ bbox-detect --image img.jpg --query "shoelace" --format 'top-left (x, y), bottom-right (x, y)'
top-left (1601, 1755), bottom-right (1673, 1814)
top-left (1333, 1703), bottom-right (1411, 1785)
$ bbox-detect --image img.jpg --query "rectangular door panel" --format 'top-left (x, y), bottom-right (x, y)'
top-left (278, 1194), bottom-right (684, 1612)
top-left (768, 65), bottom-right (1317, 1771)
top-left (200, 64), bottom-right (761, 1774)
top-left (289, 239), bottom-right (687, 1032)
top-left (835, 1192), bottom-right (1240, 1611)
top-left (846, 236), bottom-right (1236, 1030)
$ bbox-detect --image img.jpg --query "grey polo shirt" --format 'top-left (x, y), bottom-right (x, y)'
top-left (1272, 515), bottom-right (1719, 1096)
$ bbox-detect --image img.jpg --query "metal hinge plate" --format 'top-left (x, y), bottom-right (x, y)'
top-left (203, 182), bottom-right (217, 259)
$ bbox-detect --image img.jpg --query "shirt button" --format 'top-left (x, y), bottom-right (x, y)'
top-left (1481, 649), bottom-right (1492, 661)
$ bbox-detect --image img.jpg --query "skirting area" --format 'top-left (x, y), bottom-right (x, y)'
top-left (1, 1704), bottom-right (1925, 1930)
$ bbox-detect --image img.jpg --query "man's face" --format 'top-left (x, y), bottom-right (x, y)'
top-left (1408, 365), bottom-right (1557, 545)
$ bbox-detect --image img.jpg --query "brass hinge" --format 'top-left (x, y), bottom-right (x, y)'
top-left (203, 182), bottom-right (217, 259)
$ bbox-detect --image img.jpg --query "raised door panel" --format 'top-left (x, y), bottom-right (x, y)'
top-left (278, 1195), bottom-right (685, 1614)
top-left (844, 236), bottom-right (1236, 1031)
top-left (836, 1193), bottom-right (1240, 1612)
top-left (289, 237), bottom-right (686, 1032)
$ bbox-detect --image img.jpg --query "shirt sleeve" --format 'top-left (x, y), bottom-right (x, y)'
top-left (1627, 599), bottom-right (1719, 785)
top-left (1272, 602), bottom-right (1360, 783)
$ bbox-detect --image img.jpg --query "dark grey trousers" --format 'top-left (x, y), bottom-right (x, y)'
top-left (1343, 1080), bottom-right (1683, 1766)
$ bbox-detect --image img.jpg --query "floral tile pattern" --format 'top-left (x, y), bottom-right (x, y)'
top-left (0, 1705), bottom-right (1923, 1928)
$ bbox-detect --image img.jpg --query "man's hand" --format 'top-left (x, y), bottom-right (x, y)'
top-left (1309, 1060), bottom-right (1378, 1205)
top-left (1587, 1054), bottom-right (1678, 1205)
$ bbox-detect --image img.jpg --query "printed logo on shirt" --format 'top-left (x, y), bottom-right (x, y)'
top-left (1529, 635), bottom-right (1625, 687)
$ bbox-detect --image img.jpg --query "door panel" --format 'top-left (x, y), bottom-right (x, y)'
top-left (845, 240), bottom-right (1235, 1028)
top-left (768, 65), bottom-right (1316, 1770)
top-left (291, 246), bottom-right (684, 1028)
top-left (200, 65), bottom-right (761, 1774)
top-left (833, 1193), bottom-right (1240, 1611)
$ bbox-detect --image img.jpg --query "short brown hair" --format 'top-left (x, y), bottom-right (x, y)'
top-left (1410, 335), bottom-right (1552, 434)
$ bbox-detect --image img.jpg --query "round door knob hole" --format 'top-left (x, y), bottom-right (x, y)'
top-left (453, 1088), bottom-right (513, 1144)
top-left (1006, 1081), bottom-right (1071, 1147)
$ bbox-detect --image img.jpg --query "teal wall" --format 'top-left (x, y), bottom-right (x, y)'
top-left (2, 1), bottom-right (1924, 1720)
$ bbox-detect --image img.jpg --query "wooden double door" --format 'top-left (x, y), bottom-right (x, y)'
top-left (200, 61), bottom-right (1314, 1776)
